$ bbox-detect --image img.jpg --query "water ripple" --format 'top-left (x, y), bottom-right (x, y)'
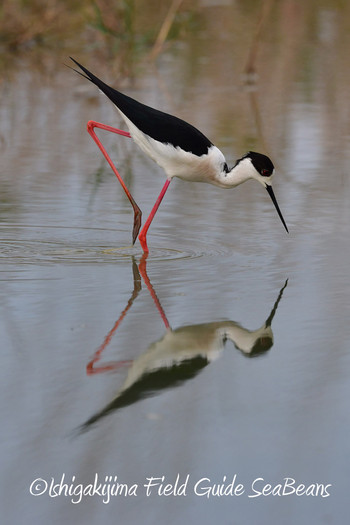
top-left (0, 224), bottom-right (231, 264)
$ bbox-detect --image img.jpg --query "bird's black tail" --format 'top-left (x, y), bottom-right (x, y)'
top-left (69, 57), bottom-right (123, 104)
top-left (69, 57), bottom-right (163, 127)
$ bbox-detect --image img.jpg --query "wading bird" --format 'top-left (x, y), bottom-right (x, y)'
top-left (71, 58), bottom-right (288, 252)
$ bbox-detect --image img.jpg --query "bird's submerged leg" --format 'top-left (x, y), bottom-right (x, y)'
top-left (138, 179), bottom-right (171, 252)
top-left (86, 120), bottom-right (142, 244)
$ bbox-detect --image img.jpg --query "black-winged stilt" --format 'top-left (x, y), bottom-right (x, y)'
top-left (71, 58), bottom-right (288, 252)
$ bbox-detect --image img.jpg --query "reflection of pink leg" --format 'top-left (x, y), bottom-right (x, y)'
top-left (138, 179), bottom-right (171, 252)
top-left (86, 254), bottom-right (171, 375)
top-left (86, 300), bottom-right (133, 375)
top-left (139, 253), bottom-right (170, 330)
top-left (87, 120), bottom-right (142, 244)
top-left (87, 259), bottom-right (141, 375)
top-left (87, 359), bottom-right (132, 375)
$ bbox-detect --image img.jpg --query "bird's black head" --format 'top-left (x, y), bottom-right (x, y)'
top-left (235, 151), bottom-right (288, 233)
top-left (241, 151), bottom-right (275, 178)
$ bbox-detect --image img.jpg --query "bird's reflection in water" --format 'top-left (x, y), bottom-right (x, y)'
top-left (79, 255), bottom-right (288, 433)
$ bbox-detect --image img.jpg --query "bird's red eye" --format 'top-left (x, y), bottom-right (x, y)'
top-left (261, 169), bottom-right (270, 177)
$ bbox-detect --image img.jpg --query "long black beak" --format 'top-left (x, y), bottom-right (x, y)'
top-left (265, 185), bottom-right (289, 233)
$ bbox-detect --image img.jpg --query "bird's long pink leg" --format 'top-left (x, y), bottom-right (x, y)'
top-left (138, 179), bottom-right (171, 252)
top-left (87, 120), bottom-right (142, 244)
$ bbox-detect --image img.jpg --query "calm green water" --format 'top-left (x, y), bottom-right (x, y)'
top-left (1, 3), bottom-right (350, 524)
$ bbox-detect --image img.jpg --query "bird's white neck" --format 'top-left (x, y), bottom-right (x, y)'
top-left (214, 157), bottom-right (258, 189)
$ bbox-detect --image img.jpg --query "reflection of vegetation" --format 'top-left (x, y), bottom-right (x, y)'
top-left (87, 150), bottom-right (135, 210)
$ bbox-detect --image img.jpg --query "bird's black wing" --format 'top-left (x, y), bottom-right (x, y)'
top-left (70, 58), bottom-right (213, 156)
